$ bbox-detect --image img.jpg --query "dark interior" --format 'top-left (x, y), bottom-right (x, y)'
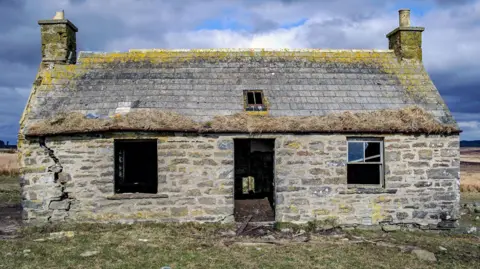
top-left (114, 140), bottom-right (158, 194)
top-left (234, 139), bottom-right (275, 222)
top-left (347, 163), bottom-right (381, 185)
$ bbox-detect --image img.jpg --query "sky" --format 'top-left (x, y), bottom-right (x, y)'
top-left (0, 0), bottom-right (479, 144)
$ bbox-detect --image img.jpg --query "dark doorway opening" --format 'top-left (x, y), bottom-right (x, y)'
top-left (234, 139), bottom-right (275, 222)
top-left (114, 140), bottom-right (158, 194)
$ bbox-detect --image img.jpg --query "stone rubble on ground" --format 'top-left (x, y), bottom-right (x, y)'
top-left (382, 225), bottom-right (401, 232)
top-left (80, 250), bottom-right (99, 257)
top-left (49, 231), bottom-right (75, 240)
top-left (219, 230), bottom-right (236, 237)
top-left (412, 249), bottom-right (437, 262)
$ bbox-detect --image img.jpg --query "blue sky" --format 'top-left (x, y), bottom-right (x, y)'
top-left (1, 0), bottom-right (479, 143)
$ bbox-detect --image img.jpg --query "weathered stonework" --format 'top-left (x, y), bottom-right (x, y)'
top-left (18, 133), bottom-right (460, 229)
top-left (38, 19), bottom-right (77, 64)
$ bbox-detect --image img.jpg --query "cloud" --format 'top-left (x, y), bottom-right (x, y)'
top-left (1, 0), bottom-right (480, 143)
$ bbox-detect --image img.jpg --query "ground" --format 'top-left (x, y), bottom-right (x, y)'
top-left (0, 223), bottom-right (479, 268)
top-left (0, 149), bottom-right (479, 268)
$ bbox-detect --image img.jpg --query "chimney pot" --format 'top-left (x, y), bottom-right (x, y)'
top-left (53, 10), bottom-right (65, 20)
top-left (399, 9), bottom-right (411, 27)
top-left (386, 9), bottom-right (424, 62)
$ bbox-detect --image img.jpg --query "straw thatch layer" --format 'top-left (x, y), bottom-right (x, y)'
top-left (25, 107), bottom-right (459, 136)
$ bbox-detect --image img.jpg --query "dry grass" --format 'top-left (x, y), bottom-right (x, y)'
top-left (0, 223), bottom-right (478, 269)
top-left (460, 174), bottom-right (480, 192)
top-left (26, 109), bottom-right (199, 136)
top-left (26, 106), bottom-right (459, 136)
top-left (460, 148), bottom-right (480, 192)
top-left (0, 153), bottom-right (19, 177)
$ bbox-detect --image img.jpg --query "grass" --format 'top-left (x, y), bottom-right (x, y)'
top-left (0, 152), bottom-right (19, 178)
top-left (0, 223), bottom-right (478, 269)
top-left (0, 175), bottom-right (20, 205)
top-left (460, 172), bottom-right (480, 192)
top-left (26, 106), bottom-right (459, 136)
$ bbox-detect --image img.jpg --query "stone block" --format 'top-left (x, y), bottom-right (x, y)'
top-left (193, 159), bottom-right (218, 166)
top-left (427, 168), bottom-right (458, 179)
top-left (217, 139), bottom-right (233, 150)
top-left (198, 197), bottom-right (216, 205)
top-left (284, 140), bottom-right (302, 149)
top-left (385, 151), bottom-right (400, 161)
top-left (57, 172), bottom-right (71, 184)
top-left (309, 141), bottom-right (324, 151)
top-left (204, 207), bottom-right (232, 215)
top-left (198, 144), bottom-right (214, 150)
top-left (49, 200), bottom-right (71, 210)
top-left (301, 178), bottom-right (323, 185)
top-left (311, 186), bottom-right (332, 197)
top-left (324, 177), bottom-right (345, 184)
top-left (412, 142), bottom-right (427, 148)
top-left (382, 225), bottom-right (401, 232)
top-left (408, 162), bottom-right (430, 168)
top-left (440, 149), bottom-right (457, 157)
top-left (309, 168), bottom-right (330, 176)
top-left (312, 209), bottom-right (330, 215)
top-left (413, 211), bottom-right (428, 219)
top-left (23, 200), bottom-right (44, 210)
top-left (418, 149), bottom-right (433, 160)
top-left (433, 193), bottom-right (456, 201)
top-left (339, 204), bottom-right (354, 213)
top-left (396, 212), bottom-right (409, 220)
top-left (187, 189), bottom-right (202, 196)
top-left (171, 207), bottom-right (188, 217)
top-left (290, 198), bottom-right (309, 205)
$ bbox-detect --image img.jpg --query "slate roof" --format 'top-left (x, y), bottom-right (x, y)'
top-left (23, 49), bottom-right (456, 132)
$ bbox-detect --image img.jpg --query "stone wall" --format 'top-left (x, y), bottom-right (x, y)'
top-left (18, 133), bottom-right (460, 228)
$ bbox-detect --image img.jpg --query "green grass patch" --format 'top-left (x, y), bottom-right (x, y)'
top-left (0, 176), bottom-right (20, 205)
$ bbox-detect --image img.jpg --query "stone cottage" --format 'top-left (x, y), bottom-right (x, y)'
top-left (18, 10), bottom-right (461, 229)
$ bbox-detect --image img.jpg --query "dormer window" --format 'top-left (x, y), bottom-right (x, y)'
top-left (244, 90), bottom-right (267, 111)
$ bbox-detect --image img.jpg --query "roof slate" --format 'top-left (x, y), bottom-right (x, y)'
top-left (24, 49), bottom-right (456, 131)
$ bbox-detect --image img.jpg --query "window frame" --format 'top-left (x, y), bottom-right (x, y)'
top-left (114, 139), bottom-right (158, 194)
top-left (346, 137), bottom-right (384, 188)
top-left (243, 90), bottom-right (267, 111)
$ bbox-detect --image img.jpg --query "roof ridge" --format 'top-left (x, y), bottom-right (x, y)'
top-left (78, 48), bottom-right (394, 55)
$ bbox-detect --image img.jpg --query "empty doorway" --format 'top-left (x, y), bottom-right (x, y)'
top-left (234, 139), bottom-right (275, 222)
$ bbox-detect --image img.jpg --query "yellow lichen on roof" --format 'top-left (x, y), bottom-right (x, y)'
top-left (77, 49), bottom-right (398, 66)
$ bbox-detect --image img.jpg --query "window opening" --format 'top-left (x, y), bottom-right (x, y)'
top-left (114, 140), bottom-right (158, 194)
top-left (244, 90), bottom-right (267, 111)
top-left (347, 138), bottom-right (384, 186)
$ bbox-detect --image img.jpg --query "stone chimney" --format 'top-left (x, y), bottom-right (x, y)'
top-left (386, 9), bottom-right (425, 62)
top-left (38, 11), bottom-right (78, 64)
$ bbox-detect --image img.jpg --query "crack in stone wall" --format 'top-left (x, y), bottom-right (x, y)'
top-left (39, 138), bottom-right (73, 222)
